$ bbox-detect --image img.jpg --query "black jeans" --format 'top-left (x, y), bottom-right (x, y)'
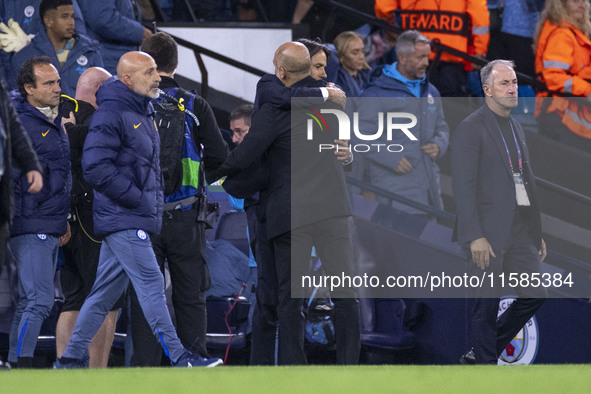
top-left (249, 220), bottom-right (279, 365)
top-left (0, 222), bottom-right (8, 276)
top-left (274, 217), bottom-right (361, 365)
top-left (469, 213), bottom-right (546, 364)
top-left (130, 208), bottom-right (210, 365)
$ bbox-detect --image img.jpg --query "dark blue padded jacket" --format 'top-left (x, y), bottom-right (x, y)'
top-left (82, 77), bottom-right (163, 236)
top-left (10, 91), bottom-right (71, 237)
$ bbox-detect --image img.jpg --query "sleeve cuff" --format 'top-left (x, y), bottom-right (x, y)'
top-left (319, 87), bottom-right (328, 101)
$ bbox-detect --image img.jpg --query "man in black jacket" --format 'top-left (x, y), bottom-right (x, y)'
top-left (58, 66), bottom-right (119, 368)
top-left (210, 42), bottom-right (360, 365)
top-left (128, 33), bottom-right (229, 366)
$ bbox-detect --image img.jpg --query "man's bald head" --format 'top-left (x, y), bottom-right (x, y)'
top-left (116, 51), bottom-right (161, 98)
top-left (273, 42), bottom-right (310, 87)
top-left (75, 67), bottom-right (111, 108)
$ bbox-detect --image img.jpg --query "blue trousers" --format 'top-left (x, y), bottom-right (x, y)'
top-left (8, 234), bottom-right (59, 362)
top-left (62, 230), bottom-right (186, 363)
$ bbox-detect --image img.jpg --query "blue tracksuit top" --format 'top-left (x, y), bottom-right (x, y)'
top-left (358, 70), bottom-right (450, 213)
top-left (11, 29), bottom-right (103, 96)
top-left (0, 0), bottom-right (86, 36)
top-left (0, 0), bottom-right (87, 85)
top-left (82, 77), bottom-right (163, 236)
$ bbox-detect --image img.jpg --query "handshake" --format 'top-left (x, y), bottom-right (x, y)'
top-left (0, 18), bottom-right (33, 53)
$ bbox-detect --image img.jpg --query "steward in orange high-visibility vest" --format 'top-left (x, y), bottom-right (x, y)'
top-left (534, 0), bottom-right (591, 149)
top-left (535, 19), bottom-right (591, 140)
top-left (375, 0), bottom-right (490, 64)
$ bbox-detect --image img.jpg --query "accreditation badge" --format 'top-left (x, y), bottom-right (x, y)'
top-left (513, 173), bottom-right (531, 206)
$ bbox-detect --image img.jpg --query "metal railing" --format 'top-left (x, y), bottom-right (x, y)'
top-left (346, 176), bottom-right (455, 222)
top-left (535, 176), bottom-right (591, 206)
top-left (346, 175), bottom-right (591, 273)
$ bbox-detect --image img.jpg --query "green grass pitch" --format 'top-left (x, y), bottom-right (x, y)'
top-left (1, 365), bottom-right (591, 393)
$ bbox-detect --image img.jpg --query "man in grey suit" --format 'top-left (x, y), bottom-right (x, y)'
top-left (451, 59), bottom-right (546, 364)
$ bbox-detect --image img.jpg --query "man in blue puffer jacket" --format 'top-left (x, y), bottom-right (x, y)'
top-left (7, 56), bottom-right (71, 368)
top-left (357, 30), bottom-right (449, 236)
top-left (56, 51), bottom-right (222, 369)
top-left (11, 0), bottom-right (103, 96)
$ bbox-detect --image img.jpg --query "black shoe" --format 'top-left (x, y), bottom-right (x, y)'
top-left (172, 351), bottom-right (223, 368)
top-left (0, 361), bottom-right (11, 370)
top-left (17, 357), bottom-right (33, 369)
top-left (459, 348), bottom-right (476, 365)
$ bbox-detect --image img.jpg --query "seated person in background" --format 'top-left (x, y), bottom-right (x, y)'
top-left (534, 0), bottom-right (591, 150)
top-left (11, 0), bottom-right (103, 96)
top-left (227, 103), bottom-right (258, 265)
top-left (0, 0), bottom-right (86, 85)
top-left (0, 0), bottom-right (86, 36)
top-left (229, 104), bottom-right (253, 146)
top-left (326, 31), bottom-right (371, 97)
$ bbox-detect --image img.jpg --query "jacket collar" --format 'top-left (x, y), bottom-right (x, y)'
top-left (96, 77), bottom-right (153, 116)
top-left (158, 75), bottom-right (180, 90)
top-left (11, 91), bottom-right (64, 129)
top-left (382, 62), bottom-right (426, 96)
top-left (32, 28), bottom-right (84, 55)
top-left (293, 75), bottom-right (323, 88)
top-left (369, 66), bottom-right (430, 97)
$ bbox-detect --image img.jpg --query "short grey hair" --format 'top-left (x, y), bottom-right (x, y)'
top-left (395, 30), bottom-right (430, 57)
top-left (480, 59), bottom-right (515, 86)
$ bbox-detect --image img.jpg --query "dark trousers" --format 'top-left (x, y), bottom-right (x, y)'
top-left (0, 222), bottom-right (8, 276)
top-left (61, 214), bottom-right (123, 312)
top-left (249, 220), bottom-right (278, 365)
top-left (277, 216), bottom-right (361, 365)
top-left (244, 203), bottom-right (258, 261)
top-left (130, 208), bottom-right (210, 366)
top-left (470, 213), bottom-right (546, 364)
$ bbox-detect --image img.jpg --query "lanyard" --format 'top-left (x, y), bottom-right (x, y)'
top-left (497, 119), bottom-right (522, 173)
